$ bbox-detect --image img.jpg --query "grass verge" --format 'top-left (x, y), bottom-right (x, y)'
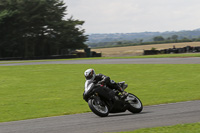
top-left (0, 64), bottom-right (200, 122)
top-left (115, 122), bottom-right (200, 133)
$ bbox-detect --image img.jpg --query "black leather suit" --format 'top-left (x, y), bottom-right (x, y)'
top-left (92, 74), bottom-right (122, 101)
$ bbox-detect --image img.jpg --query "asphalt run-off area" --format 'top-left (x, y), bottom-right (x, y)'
top-left (0, 57), bottom-right (200, 66)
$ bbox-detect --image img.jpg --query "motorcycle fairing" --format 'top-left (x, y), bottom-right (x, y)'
top-left (85, 80), bottom-right (94, 93)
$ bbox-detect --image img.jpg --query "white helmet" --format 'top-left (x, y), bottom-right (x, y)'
top-left (84, 69), bottom-right (96, 80)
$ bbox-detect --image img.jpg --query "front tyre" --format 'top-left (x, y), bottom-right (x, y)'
top-left (88, 98), bottom-right (109, 117)
top-left (127, 93), bottom-right (143, 113)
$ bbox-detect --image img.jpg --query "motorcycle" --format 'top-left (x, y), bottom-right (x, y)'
top-left (83, 80), bottom-right (143, 117)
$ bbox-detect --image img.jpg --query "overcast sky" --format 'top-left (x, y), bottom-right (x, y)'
top-left (65, 0), bottom-right (200, 34)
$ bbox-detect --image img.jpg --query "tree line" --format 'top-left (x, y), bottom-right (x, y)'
top-left (0, 0), bottom-right (87, 59)
top-left (153, 35), bottom-right (179, 41)
top-left (88, 35), bottom-right (200, 48)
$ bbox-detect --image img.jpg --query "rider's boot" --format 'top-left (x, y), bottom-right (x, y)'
top-left (122, 83), bottom-right (128, 91)
top-left (118, 82), bottom-right (128, 91)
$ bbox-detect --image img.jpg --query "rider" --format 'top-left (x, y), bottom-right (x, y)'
top-left (83, 68), bottom-right (128, 102)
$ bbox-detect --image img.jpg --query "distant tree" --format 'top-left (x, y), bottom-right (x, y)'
top-left (171, 35), bottom-right (178, 41)
top-left (166, 37), bottom-right (171, 40)
top-left (195, 37), bottom-right (200, 41)
top-left (153, 36), bottom-right (165, 41)
top-left (117, 41), bottom-right (122, 45)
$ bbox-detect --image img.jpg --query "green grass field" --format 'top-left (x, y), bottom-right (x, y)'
top-left (115, 122), bottom-right (200, 133)
top-left (0, 64), bottom-right (200, 122)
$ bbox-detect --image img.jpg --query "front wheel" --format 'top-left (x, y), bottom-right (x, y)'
top-left (88, 98), bottom-right (109, 117)
top-left (126, 93), bottom-right (143, 113)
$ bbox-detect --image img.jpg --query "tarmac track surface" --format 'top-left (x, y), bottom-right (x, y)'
top-left (0, 100), bottom-right (200, 133)
top-left (0, 57), bottom-right (200, 65)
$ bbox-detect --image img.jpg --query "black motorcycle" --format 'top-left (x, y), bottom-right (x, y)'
top-left (83, 80), bottom-right (143, 117)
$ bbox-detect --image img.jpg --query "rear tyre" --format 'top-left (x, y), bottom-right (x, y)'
top-left (127, 93), bottom-right (143, 113)
top-left (88, 98), bottom-right (109, 117)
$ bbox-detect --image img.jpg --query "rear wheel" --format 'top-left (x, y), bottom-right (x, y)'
top-left (88, 98), bottom-right (109, 117)
top-left (126, 93), bottom-right (143, 113)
